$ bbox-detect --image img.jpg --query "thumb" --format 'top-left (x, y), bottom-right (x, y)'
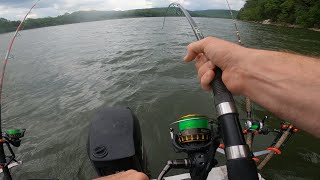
top-left (184, 38), bottom-right (208, 62)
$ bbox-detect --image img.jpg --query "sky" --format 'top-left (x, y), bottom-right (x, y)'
top-left (0, 0), bottom-right (246, 20)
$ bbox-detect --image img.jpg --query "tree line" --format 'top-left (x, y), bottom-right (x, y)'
top-left (0, 8), bottom-right (237, 34)
top-left (238, 0), bottom-right (320, 28)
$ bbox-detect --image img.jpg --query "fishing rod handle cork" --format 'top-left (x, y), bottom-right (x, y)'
top-left (211, 68), bottom-right (259, 180)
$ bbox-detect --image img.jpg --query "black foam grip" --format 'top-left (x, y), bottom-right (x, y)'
top-left (226, 158), bottom-right (259, 180)
top-left (211, 68), bottom-right (234, 106)
top-left (218, 113), bottom-right (246, 146)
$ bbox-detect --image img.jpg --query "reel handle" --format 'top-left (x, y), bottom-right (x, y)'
top-left (211, 68), bottom-right (259, 180)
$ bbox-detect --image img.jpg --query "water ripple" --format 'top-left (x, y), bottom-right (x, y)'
top-left (0, 17), bottom-right (319, 179)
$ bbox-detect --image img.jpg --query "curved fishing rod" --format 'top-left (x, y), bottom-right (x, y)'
top-left (0, 1), bottom-right (40, 179)
top-left (162, 3), bottom-right (204, 40)
top-left (161, 3), bottom-right (258, 180)
top-left (225, 0), bottom-right (242, 45)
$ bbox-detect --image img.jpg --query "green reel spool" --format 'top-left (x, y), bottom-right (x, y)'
top-left (178, 114), bottom-right (209, 131)
top-left (6, 129), bottom-right (25, 139)
top-left (6, 129), bottom-right (22, 135)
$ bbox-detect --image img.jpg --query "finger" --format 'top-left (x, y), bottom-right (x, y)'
top-left (108, 171), bottom-right (130, 179)
top-left (108, 171), bottom-right (127, 179)
top-left (195, 53), bottom-right (203, 60)
top-left (125, 170), bottom-right (138, 175)
top-left (129, 172), bottom-right (149, 180)
top-left (184, 38), bottom-right (208, 62)
top-left (198, 61), bottom-right (215, 80)
top-left (94, 172), bottom-right (122, 180)
top-left (94, 170), bottom-right (148, 180)
top-left (201, 70), bottom-right (215, 91)
top-left (195, 54), bottom-right (208, 70)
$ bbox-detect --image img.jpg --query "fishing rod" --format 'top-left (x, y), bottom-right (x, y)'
top-left (159, 3), bottom-right (258, 180)
top-left (0, 1), bottom-right (40, 179)
top-left (257, 122), bottom-right (298, 169)
top-left (223, 0), bottom-right (299, 167)
top-left (223, 0), bottom-right (258, 149)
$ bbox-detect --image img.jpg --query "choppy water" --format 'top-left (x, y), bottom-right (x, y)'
top-left (0, 17), bottom-right (319, 180)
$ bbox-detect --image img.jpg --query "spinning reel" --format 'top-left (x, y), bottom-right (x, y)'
top-left (243, 116), bottom-right (269, 135)
top-left (0, 129), bottom-right (25, 169)
top-left (158, 115), bottom-right (220, 180)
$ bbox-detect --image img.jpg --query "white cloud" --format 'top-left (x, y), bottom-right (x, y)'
top-left (0, 0), bottom-right (245, 20)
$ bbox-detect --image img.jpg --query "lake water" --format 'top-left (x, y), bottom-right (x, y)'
top-left (0, 17), bottom-right (319, 179)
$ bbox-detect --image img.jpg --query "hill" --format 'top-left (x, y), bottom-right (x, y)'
top-left (0, 8), bottom-right (237, 34)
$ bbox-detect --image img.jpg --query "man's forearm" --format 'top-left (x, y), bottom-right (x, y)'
top-left (241, 49), bottom-right (320, 137)
top-left (185, 37), bottom-right (320, 136)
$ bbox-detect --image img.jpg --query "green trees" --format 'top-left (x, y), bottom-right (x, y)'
top-left (238, 0), bottom-right (320, 28)
top-left (0, 8), bottom-right (237, 34)
top-left (295, 1), bottom-right (320, 27)
top-left (0, 18), bottom-right (21, 33)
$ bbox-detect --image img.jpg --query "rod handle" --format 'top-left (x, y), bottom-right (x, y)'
top-left (227, 158), bottom-right (259, 180)
top-left (211, 68), bottom-right (234, 106)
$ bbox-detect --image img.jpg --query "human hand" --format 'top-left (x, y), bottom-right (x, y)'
top-left (94, 170), bottom-right (149, 180)
top-left (184, 37), bottom-right (250, 95)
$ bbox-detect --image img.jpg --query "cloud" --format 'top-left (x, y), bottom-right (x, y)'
top-left (0, 0), bottom-right (245, 20)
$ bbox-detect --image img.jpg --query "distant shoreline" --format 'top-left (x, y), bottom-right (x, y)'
top-left (0, 16), bottom-right (236, 35)
top-left (0, 8), bottom-right (238, 34)
top-left (2, 17), bottom-right (319, 35)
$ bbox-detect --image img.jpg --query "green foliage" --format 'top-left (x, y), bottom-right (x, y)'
top-left (191, 10), bottom-right (238, 19)
top-left (0, 8), bottom-right (237, 34)
top-left (264, 0), bottom-right (281, 21)
top-left (238, 0), bottom-right (320, 28)
top-left (0, 18), bottom-right (20, 33)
